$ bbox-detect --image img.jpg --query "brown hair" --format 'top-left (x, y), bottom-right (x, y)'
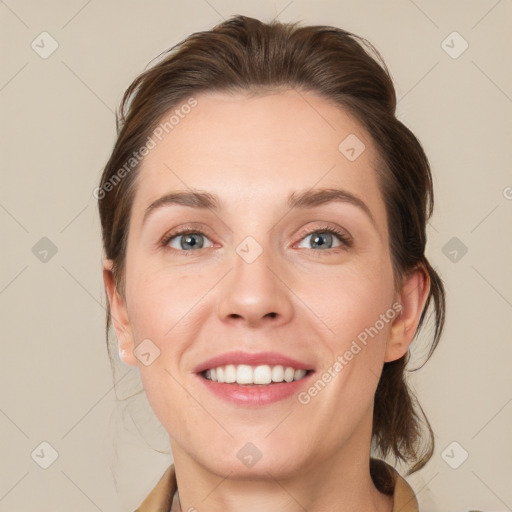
top-left (98, 15), bottom-right (445, 486)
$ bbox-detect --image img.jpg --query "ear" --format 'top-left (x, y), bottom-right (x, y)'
top-left (385, 265), bottom-right (431, 362)
top-left (102, 259), bottom-right (138, 366)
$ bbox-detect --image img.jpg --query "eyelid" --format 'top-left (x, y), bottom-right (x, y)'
top-left (158, 224), bottom-right (216, 250)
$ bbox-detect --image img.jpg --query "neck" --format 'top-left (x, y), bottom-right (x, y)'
top-left (170, 421), bottom-right (393, 512)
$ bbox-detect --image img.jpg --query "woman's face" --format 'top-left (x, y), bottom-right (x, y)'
top-left (110, 89), bottom-right (404, 477)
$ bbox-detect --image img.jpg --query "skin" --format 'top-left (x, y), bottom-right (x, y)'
top-left (103, 89), bottom-right (430, 512)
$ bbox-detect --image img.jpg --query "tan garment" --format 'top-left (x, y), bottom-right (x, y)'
top-left (134, 459), bottom-right (419, 512)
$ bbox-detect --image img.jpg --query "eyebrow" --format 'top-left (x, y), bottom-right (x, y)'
top-left (142, 187), bottom-right (376, 228)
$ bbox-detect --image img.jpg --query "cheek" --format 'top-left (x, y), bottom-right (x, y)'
top-left (299, 257), bottom-right (396, 408)
top-left (302, 269), bottom-right (397, 421)
top-left (125, 268), bottom-right (206, 436)
top-left (126, 263), bottom-right (212, 344)
top-left (302, 257), bottom-right (395, 343)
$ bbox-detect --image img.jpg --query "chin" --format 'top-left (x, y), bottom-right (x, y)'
top-left (190, 440), bottom-right (309, 481)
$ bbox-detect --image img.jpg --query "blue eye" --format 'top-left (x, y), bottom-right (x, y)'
top-left (165, 232), bottom-right (214, 250)
top-left (297, 229), bottom-right (350, 250)
top-left (161, 226), bottom-right (351, 254)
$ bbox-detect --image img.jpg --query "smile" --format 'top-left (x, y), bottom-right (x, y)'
top-left (202, 364), bottom-right (310, 385)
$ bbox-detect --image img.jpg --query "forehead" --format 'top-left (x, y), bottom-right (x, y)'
top-left (131, 89), bottom-right (387, 231)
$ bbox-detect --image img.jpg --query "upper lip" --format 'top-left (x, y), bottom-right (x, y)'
top-left (194, 351), bottom-right (314, 374)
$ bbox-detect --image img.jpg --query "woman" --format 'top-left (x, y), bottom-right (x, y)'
top-left (97, 15), bottom-right (445, 511)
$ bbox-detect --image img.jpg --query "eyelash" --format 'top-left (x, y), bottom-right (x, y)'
top-left (159, 224), bottom-right (353, 255)
top-left (295, 225), bottom-right (353, 255)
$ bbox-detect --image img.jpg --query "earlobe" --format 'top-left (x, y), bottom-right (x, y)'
top-left (102, 259), bottom-right (138, 367)
top-left (384, 265), bottom-right (431, 363)
top-left (117, 336), bottom-right (138, 367)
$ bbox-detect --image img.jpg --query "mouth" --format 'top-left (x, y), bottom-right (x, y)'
top-left (200, 364), bottom-right (314, 386)
top-left (197, 366), bottom-right (315, 406)
top-left (193, 351), bottom-right (315, 405)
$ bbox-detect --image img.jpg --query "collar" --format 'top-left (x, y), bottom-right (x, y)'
top-left (134, 459), bottom-right (419, 512)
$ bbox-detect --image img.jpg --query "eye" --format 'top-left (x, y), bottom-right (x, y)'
top-left (296, 227), bottom-right (352, 251)
top-left (163, 230), bottom-right (214, 251)
top-left (160, 225), bottom-right (351, 253)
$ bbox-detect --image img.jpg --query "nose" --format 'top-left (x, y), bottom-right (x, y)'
top-left (216, 246), bottom-right (294, 328)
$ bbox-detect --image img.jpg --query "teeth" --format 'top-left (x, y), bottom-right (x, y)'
top-left (203, 364), bottom-right (308, 385)
top-left (271, 365), bottom-right (284, 382)
top-left (237, 364), bottom-right (253, 384)
top-left (253, 365), bottom-right (272, 384)
top-left (284, 367), bottom-right (295, 382)
top-left (224, 364), bottom-right (236, 383)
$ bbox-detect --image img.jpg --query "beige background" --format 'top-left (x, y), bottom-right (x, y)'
top-left (1, 0), bottom-right (511, 510)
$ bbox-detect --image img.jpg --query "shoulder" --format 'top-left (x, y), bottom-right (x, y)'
top-left (392, 469), bottom-right (419, 512)
top-left (134, 464), bottom-right (176, 512)
top-left (370, 458), bottom-right (419, 512)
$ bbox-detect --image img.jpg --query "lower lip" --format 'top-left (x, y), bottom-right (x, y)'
top-left (197, 373), bottom-right (314, 406)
